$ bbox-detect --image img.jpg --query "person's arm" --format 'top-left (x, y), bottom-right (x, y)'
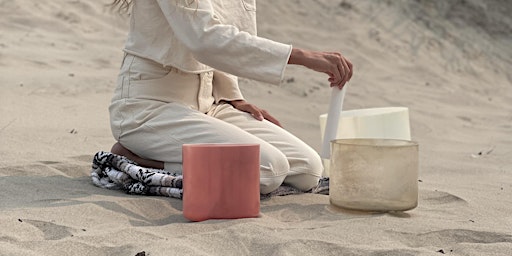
top-left (225, 48), bottom-right (354, 126)
top-left (157, 1), bottom-right (353, 88)
top-left (156, 0), bottom-right (292, 85)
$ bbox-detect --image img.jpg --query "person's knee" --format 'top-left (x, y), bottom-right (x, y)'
top-left (285, 152), bottom-right (324, 191)
top-left (260, 176), bottom-right (286, 194)
top-left (259, 151), bottom-right (289, 194)
top-left (284, 173), bottom-right (320, 191)
top-left (311, 151), bottom-right (323, 170)
top-left (296, 151), bottom-right (324, 177)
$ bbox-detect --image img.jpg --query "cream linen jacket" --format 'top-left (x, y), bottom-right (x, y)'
top-left (124, 0), bottom-right (293, 101)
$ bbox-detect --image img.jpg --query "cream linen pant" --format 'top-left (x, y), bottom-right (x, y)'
top-left (109, 54), bottom-right (323, 194)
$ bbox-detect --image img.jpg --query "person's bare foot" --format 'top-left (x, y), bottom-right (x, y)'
top-left (110, 142), bottom-right (164, 169)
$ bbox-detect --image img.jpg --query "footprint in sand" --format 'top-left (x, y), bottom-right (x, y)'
top-left (420, 189), bottom-right (467, 206)
top-left (22, 219), bottom-right (74, 240)
top-left (38, 160), bottom-right (91, 178)
top-left (388, 229), bottom-right (512, 248)
top-left (271, 239), bottom-right (419, 256)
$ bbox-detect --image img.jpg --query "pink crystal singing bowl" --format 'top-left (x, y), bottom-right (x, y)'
top-left (182, 144), bottom-right (260, 221)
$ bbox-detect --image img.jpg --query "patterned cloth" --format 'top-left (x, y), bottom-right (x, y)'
top-left (91, 151), bottom-right (329, 200)
top-left (91, 151), bottom-right (184, 199)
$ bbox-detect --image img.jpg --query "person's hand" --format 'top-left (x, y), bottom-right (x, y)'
top-left (229, 100), bottom-right (282, 127)
top-left (288, 48), bottom-right (353, 89)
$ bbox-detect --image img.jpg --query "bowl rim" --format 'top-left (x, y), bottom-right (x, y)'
top-left (331, 138), bottom-right (418, 147)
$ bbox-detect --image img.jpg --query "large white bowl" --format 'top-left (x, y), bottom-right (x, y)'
top-left (319, 107), bottom-right (411, 176)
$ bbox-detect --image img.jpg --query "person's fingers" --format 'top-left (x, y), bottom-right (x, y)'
top-left (346, 57), bottom-right (354, 81)
top-left (328, 52), bottom-right (348, 89)
top-left (247, 105), bottom-right (264, 121)
top-left (328, 73), bottom-right (337, 85)
top-left (338, 62), bottom-right (348, 88)
top-left (336, 59), bottom-right (346, 85)
top-left (325, 54), bottom-right (342, 85)
top-left (338, 57), bottom-right (353, 89)
top-left (261, 110), bottom-right (282, 127)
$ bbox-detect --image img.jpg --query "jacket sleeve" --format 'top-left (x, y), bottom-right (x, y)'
top-left (156, 0), bottom-right (292, 85)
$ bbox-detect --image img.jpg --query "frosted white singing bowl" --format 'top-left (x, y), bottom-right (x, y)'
top-left (329, 138), bottom-right (419, 212)
top-left (319, 107), bottom-right (411, 141)
top-left (319, 107), bottom-right (411, 176)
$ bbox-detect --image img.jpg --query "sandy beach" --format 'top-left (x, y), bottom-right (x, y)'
top-left (1, 0), bottom-right (511, 255)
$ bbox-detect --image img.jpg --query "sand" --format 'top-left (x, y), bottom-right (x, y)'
top-left (1, 0), bottom-right (511, 255)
